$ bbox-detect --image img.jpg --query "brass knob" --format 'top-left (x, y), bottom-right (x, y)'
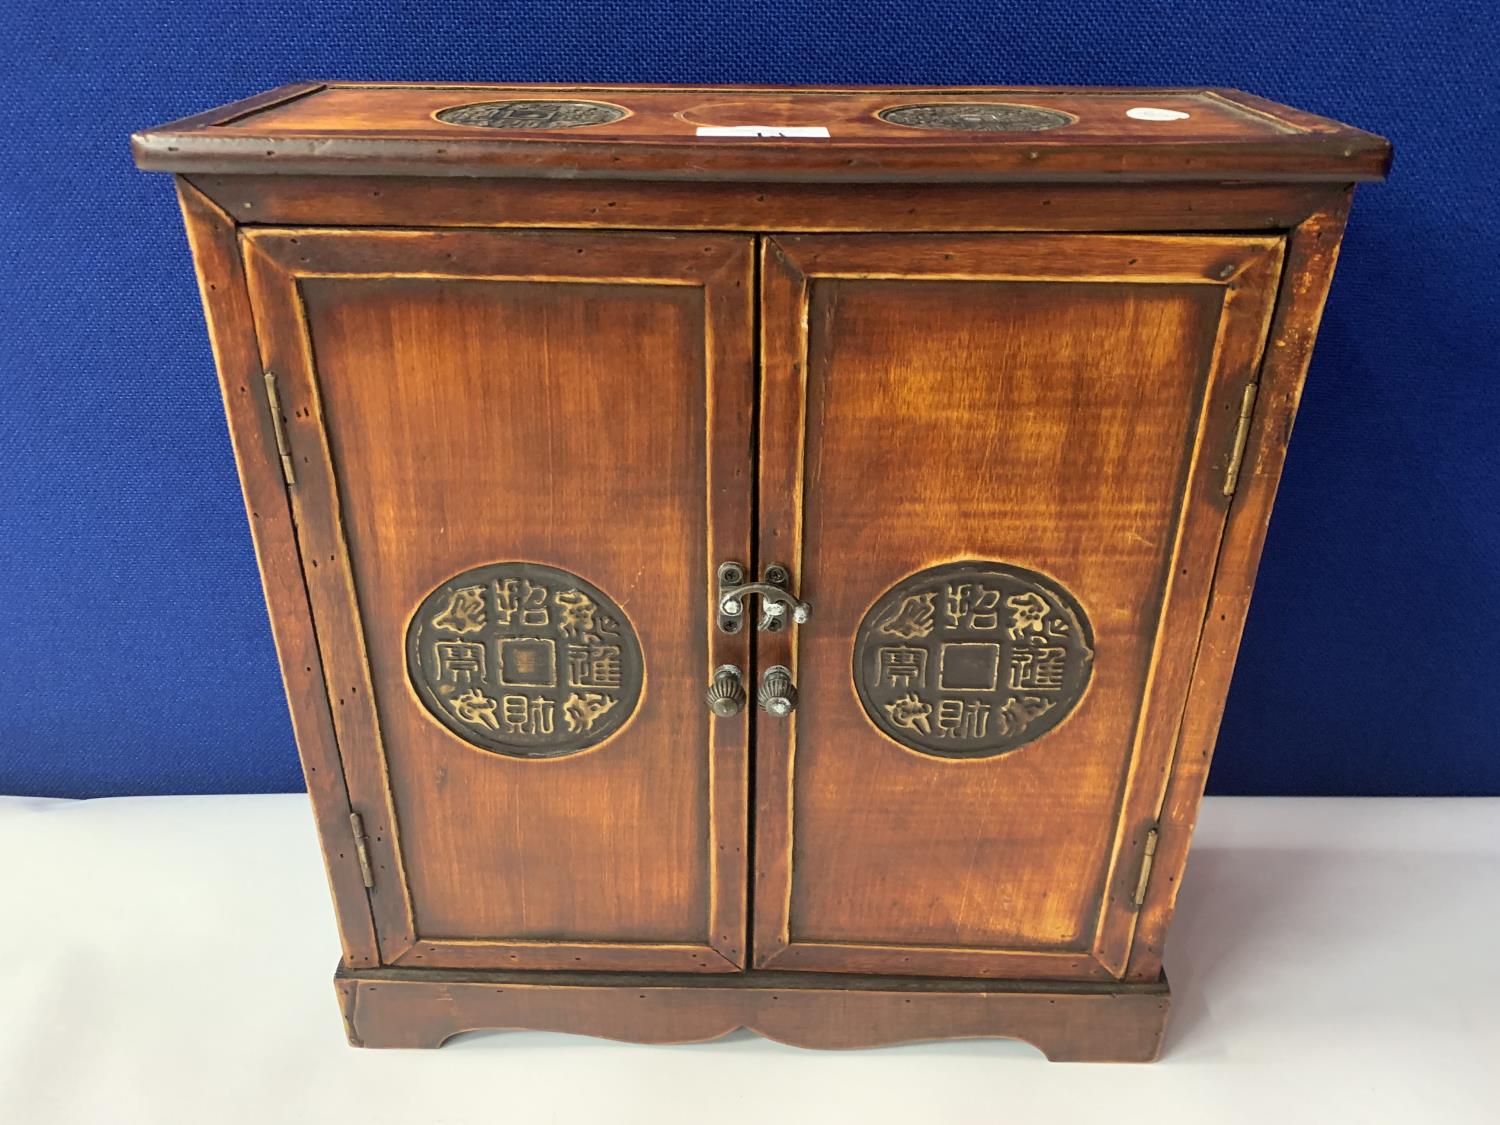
top-left (706, 665), bottom-right (747, 717)
top-left (758, 665), bottom-right (798, 717)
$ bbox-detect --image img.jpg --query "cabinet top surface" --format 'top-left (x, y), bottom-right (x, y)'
top-left (134, 83), bottom-right (1389, 184)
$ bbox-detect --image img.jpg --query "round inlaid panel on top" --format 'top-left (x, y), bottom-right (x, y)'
top-left (853, 561), bottom-right (1094, 759)
top-left (406, 562), bottom-right (643, 758)
top-left (877, 102), bottom-right (1074, 132)
top-left (434, 100), bottom-right (627, 130)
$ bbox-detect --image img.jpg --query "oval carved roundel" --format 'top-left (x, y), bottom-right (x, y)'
top-left (434, 99), bottom-right (626, 130)
top-left (853, 561), bottom-right (1094, 759)
top-left (877, 102), bottom-right (1074, 132)
top-left (406, 562), bottom-right (643, 758)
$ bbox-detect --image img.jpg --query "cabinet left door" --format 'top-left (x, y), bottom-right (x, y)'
top-left (238, 227), bottom-right (755, 972)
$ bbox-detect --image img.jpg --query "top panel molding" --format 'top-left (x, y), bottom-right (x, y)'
top-left (133, 83), bottom-right (1391, 184)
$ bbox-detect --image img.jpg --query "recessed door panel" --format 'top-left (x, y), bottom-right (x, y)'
top-left (243, 229), bottom-right (753, 971)
top-left (755, 233), bottom-right (1283, 978)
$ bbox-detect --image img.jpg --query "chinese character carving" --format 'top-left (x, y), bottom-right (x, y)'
top-left (878, 646), bottom-right (929, 689)
top-left (566, 642), bottom-right (623, 689)
top-left (450, 688), bottom-right (500, 730)
top-left (494, 578), bottom-right (550, 628)
top-left (936, 698), bottom-right (992, 740)
top-left (1006, 592), bottom-right (1050, 639)
top-left (877, 592), bottom-right (936, 639)
top-left (434, 641), bottom-right (485, 685)
top-left (431, 585), bottom-right (486, 634)
top-left (885, 693), bottom-right (933, 735)
top-left (564, 692), bottom-right (618, 734)
top-left (997, 695), bottom-right (1055, 737)
top-left (1009, 642), bottom-right (1068, 692)
top-left (943, 582), bottom-right (1002, 631)
top-left (409, 563), bottom-right (643, 758)
top-left (501, 693), bottom-right (555, 736)
top-left (555, 589), bottom-right (599, 639)
top-left (855, 562), bottom-right (1093, 759)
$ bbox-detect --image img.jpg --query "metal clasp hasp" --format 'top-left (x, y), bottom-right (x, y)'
top-left (716, 562), bottom-right (811, 634)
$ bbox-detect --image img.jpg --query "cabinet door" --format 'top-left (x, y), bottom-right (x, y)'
top-left (755, 233), bottom-right (1283, 979)
top-left (243, 229), bottom-right (753, 971)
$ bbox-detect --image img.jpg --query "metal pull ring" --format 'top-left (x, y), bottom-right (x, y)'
top-left (758, 665), bottom-right (798, 717)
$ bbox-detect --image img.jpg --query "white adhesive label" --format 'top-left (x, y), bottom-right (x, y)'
top-left (694, 125), bottom-right (831, 138)
top-left (1127, 107), bottom-right (1192, 122)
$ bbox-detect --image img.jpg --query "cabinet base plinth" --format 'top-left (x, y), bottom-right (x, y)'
top-left (334, 965), bottom-right (1170, 1062)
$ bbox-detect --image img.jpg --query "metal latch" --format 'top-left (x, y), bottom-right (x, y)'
top-left (717, 562), bottom-right (811, 634)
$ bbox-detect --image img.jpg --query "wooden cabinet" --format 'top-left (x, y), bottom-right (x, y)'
top-left (135, 84), bottom-right (1388, 1060)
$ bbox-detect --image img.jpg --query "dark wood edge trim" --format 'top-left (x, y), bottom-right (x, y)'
top-left (136, 81), bottom-right (1379, 135)
top-left (182, 175), bottom-right (1340, 235)
top-left (339, 963), bottom-right (1170, 991)
top-left (1094, 237), bottom-right (1287, 976)
top-left (1214, 89), bottom-right (1393, 157)
top-left (757, 941), bottom-right (1115, 981)
top-left (703, 239), bottom-right (757, 969)
top-left (769, 231), bottom-right (1286, 278)
top-left (133, 136), bottom-right (1393, 182)
top-left (174, 178), bottom-right (381, 966)
top-left (334, 975), bottom-right (362, 1046)
top-left (750, 238), bottom-right (808, 968)
top-left (133, 83), bottom-right (325, 144)
top-left (334, 963), bottom-right (1170, 1059)
top-left (241, 225), bottom-right (753, 282)
top-left (237, 232), bottom-right (420, 963)
top-left (392, 939), bottom-right (741, 973)
top-left (1124, 199), bottom-right (1354, 981)
top-left (301, 81), bottom-right (1215, 93)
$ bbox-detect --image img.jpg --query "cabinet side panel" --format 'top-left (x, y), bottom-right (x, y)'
top-left (1127, 198), bottom-right (1353, 980)
top-left (174, 180), bottom-right (380, 965)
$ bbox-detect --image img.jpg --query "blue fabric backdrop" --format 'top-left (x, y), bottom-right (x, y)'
top-left (2, 1), bottom-right (1496, 797)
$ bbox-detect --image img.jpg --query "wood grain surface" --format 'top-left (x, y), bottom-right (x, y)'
top-left (147, 83), bottom-right (1387, 1056)
top-left (240, 228), bottom-right (754, 971)
top-left (174, 182), bottom-right (382, 968)
top-left (755, 233), bottom-right (1283, 979)
top-left (132, 83), bottom-right (1390, 182)
top-left (185, 174), bottom-right (1339, 234)
top-left (336, 965), bottom-right (1170, 1061)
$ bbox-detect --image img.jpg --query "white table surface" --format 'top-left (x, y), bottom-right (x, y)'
top-left (1, 793), bottom-right (1495, 1124)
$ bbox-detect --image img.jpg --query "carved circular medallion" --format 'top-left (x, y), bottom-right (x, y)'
top-left (434, 99), bottom-right (627, 130)
top-left (853, 562), bottom-right (1094, 759)
top-left (877, 102), bottom-right (1073, 132)
top-left (407, 562), bottom-right (643, 758)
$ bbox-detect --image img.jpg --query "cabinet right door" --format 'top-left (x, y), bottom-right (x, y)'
top-left (754, 233), bottom-right (1284, 979)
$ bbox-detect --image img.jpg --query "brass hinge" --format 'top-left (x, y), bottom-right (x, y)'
top-left (349, 811), bottom-right (375, 889)
top-left (1131, 826), bottom-right (1160, 908)
top-left (1222, 382), bottom-right (1259, 497)
top-left (262, 370), bottom-right (296, 486)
